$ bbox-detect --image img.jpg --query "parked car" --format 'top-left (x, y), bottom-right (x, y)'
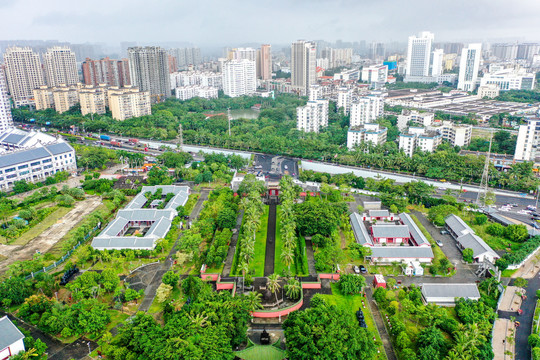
top-left (353, 265), bottom-right (360, 274)
top-left (359, 265), bottom-right (368, 274)
top-left (436, 240), bottom-right (444, 247)
top-left (440, 230), bottom-right (449, 235)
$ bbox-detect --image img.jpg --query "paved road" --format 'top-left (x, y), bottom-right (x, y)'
top-left (264, 204), bottom-right (277, 276)
top-left (138, 189), bottom-right (208, 312)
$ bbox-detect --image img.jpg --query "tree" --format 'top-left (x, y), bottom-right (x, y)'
top-left (463, 248), bottom-right (474, 263)
top-left (124, 288), bottom-right (142, 303)
top-left (56, 194), bottom-right (75, 207)
top-left (474, 214), bottom-right (488, 225)
top-left (285, 278), bottom-right (302, 300)
top-left (267, 273), bottom-right (281, 304)
top-left (162, 271), bottom-right (180, 287)
top-left (311, 234), bottom-right (330, 248)
top-left (217, 207), bottom-right (236, 229)
top-left (283, 303), bottom-right (376, 360)
top-left (417, 326), bottom-right (448, 360)
top-left (514, 277), bottom-right (528, 289)
top-left (244, 291), bottom-right (263, 311)
top-left (504, 224), bottom-right (529, 243)
top-left (182, 276), bottom-right (203, 300)
top-left (486, 223), bottom-right (505, 236)
top-left (338, 274), bottom-right (366, 295)
top-left (156, 283), bottom-right (173, 304)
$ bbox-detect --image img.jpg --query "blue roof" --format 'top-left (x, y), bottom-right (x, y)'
top-left (46, 142), bottom-right (73, 155)
top-left (2, 134), bottom-right (24, 144)
top-left (0, 143), bottom-right (74, 169)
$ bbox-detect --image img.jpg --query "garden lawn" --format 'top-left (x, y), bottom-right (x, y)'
top-left (322, 283), bottom-right (387, 360)
top-left (250, 205), bottom-right (269, 277)
top-left (274, 205), bottom-right (285, 275)
top-left (234, 344), bottom-right (285, 360)
top-left (9, 206), bottom-right (71, 246)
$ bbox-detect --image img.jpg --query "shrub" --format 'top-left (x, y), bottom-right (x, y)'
top-left (338, 274), bottom-right (366, 295)
top-left (486, 223), bottom-right (505, 236)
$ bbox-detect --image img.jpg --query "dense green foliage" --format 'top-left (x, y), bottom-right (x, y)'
top-left (294, 200), bottom-right (347, 237)
top-left (283, 298), bottom-right (376, 360)
top-left (495, 90), bottom-right (540, 103)
top-left (466, 130), bottom-right (517, 155)
top-left (496, 236), bottom-right (540, 270)
top-left (338, 273), bottom-right (366, 295)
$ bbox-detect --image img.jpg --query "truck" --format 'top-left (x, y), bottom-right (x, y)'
top-left (128, 138), bottom-right (139, 144)
top-left (110, 141), bottom-right (122, 147)
top-left (100, 135), bottom-right (111, 141)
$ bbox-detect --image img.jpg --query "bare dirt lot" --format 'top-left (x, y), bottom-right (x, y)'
top-left (0, 196), bottom-right (102, 273)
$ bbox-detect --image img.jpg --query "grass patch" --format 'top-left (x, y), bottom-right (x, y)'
top-left (250, 206), bottom-right (269, 277)
top-left (322, 283), bottom-right (387, 360)
top-left (501, 269), bottom-right (518, 277)
top-left (184, 193), bottom-right (200, 214)
top-left (9, 206), bottom-right (72, 246)
top-left (234, 344), bottom-right (286, 360)
top-left (274, 206), bottom-right (309, 276)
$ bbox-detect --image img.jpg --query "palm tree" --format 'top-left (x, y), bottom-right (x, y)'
top-left (281, 246), bottom-right (294, 271)
top-left (239, 261), bottom-right (249, 293)
top-left (188, 312), bottom-right (208, 327)
top-left (244, 291), bottom-right (263, 312)
top-left (267, 273), bottom-right (281, 304)
top-left (285, 278), bottom-right (301, 300)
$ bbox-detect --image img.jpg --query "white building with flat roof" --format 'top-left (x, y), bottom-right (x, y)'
top-left (0, 68), bottom-right (13, 133)
top-left (350, 96), bottom-right (383, 126)
top-left (361, 65), bottom-right (388, 84)
top-left (397, 110), bottom-right (434, 131)
top-left (406, 31), bottom-right (434, 78)
top-left (222, 59), bottom-right (256, 97)
top-left (458, 44), bottom-right (482, 92)
top-left (296, 99), bottom-right (329, 133)
top-left (347, 123), bottom-right (387, 149)
top-left (478, 84), bottom-right (500, 99)
top-left (428, 121), bottom-right (472, 147)
top-left (514, 118), bottom-right (540, 163)
top-left (337, 87), bottom-right (353, 114)
top-left (175, 85), bottom-right (218, 101)
top-left (399, 127), bottom-right (442, 156)
top-left (480, 68), bottom-right (536, 91)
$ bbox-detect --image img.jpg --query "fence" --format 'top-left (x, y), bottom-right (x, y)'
top-left (24, 223), bottom-right (101, 280)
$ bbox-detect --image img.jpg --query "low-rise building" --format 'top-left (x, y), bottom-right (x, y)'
top-left (34, 84), bottom-right (78, 113)
top-left (397, 110), bottom-right (434, 131)
top-left (0, 142), bottom-right (76, 190)
top-left (0, 128), bottom-right (61, 151)
top-left (478, 84), bottom-right (500, 99)
top-left (399, 127), bottom-right (442, 156)
top-left (175, 85), bottom-right (218, 101)
top-left (428, 121), bottom-right (472, 147)
top-left (445, 214), bottom-right (499, 263)
top-left (421, 283), bottom-right (481, 305)
top-left (92, 185), bottom-right (190, 250)
top-left (0, 316), bottom-right (25, 359)
top-left (350, 95), bottom-right (384, 126)
top-left (347, 123), bottom-right (387, 149)
top-left (361, 64), bottom-right (388, 84)
top-left (480, 68), bottom-right (536, 91)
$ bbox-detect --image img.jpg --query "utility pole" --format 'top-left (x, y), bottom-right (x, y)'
top-left (477, 130), bottom-right (493, 207)
top-left (228, 107), bottom-right (231, 136)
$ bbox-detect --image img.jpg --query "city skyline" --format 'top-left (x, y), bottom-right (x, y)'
top-left (0, 0), bottom-right (539, 46)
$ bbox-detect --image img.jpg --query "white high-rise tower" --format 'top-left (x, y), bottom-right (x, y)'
top-left (222, 59), bottom-right (256, 97)
top-left (406, 32), bottom-right (434, 78)
top-left (0, 68), bottom-right (14, 132)
top-left (458, 43), bottom-right (482, 92)
top-left (3, 47), bottom-right (45, 107)
top-left (43, 47), bottom-right (78, 87)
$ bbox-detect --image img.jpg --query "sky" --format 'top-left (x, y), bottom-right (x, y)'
top-left (1, 0), bottom-right (540, 47)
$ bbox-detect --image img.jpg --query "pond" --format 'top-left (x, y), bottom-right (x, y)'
top-left (205, 108), bottom-right (260, 120)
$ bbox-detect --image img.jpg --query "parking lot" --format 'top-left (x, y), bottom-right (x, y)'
top-left (253, 154), bottom-right (299, 180)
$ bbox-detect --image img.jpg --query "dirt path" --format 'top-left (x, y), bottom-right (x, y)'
top-left (0, 196), bottom-right (102, 273)
top-left (339, 230), bottom-right (347, 249)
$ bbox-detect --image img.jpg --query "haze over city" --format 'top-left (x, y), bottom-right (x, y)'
top-left (1, 0), bottom-right (540, 46)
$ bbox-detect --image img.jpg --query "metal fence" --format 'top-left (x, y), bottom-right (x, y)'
top-left (24, 223), bottom-right (100, 280)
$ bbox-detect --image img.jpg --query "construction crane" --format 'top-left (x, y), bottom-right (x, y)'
top-left (476, 130), bottom-right (494, 207)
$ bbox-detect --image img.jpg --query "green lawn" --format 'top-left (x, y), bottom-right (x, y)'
top-left (462, 212), bottom-right (522, 252)
top-left (250, 206), bottom-right (269, 277)
top-left (8, 206), bottom-right (71, 246)
top-left (274, 207), bottom-right (309, 276)
top-left (322, 284), bottom-right (387, 360)
top-left (501, 269), bottom-right (518, 277)
top-left (234, 344), bottom-right (285, 360)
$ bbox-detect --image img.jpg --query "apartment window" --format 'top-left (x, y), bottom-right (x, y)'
top-left (5, 167), bottom-right (15, 173)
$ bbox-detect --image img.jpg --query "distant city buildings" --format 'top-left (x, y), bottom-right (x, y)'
top-left (82, 57), bottom-right (131, 87)
top-left (170, 47), bottom-right (202, 70)
top-left (406, 31), bottom-right (434, 78)
top-left (477, 84), bottom-right (500, 99)
top-left (169, 71), bottom-right (222, 90)
top-left (480, 68), bottom-right (536, 91)
top-left (319, 47), bottom-right (353, 69)
top-left (291, 40), bottom-right (317, 94)
top-left (0, 68), bottom-right (13, 132)
top-left (128, 46), bottom-right (171, 102)
top-left (43, 46), bottom-right (78, 88)
top-left (228, 47), bottom-right (257, 61)
top-left (361, 65), bottom-right (389, 85)
top-left (3, 47), bottom-right (45, 107)
top-left (222, 59), bottom-right (256, 97)
top-left (457, 43), bottom-right (482, 92)
top-left (257, 44), bottom-right (272, 80)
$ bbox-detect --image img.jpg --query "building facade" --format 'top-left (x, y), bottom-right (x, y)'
top-left (361, 65), bottom-right (389, 84)
top-left (43, 47), bottom-right (79, 88)
top-left (222, 59), bottom-right (256, 97)
top-left (82, 57), bottom-right (131, 87)
top-left (257, 44), bottom-right (272, 80)
top-left (79, 86), bottom-right (107, 115)
top-left (514, 118), bottom-right (540, 163)
top-left (175, 85), bottom-right (218, 101)
top-left (170, 47), bottom-right (202, 70)
top-left (170, 71), bottom-right (222, 89)
top-left (429, 121), bottom-right (472, 147)
top-left (457, 43), bottom-right (482, 92)
top-left (406, 32), bottom-right (434, 78)
top-left (478, 84), bottom-right (500, 99)
top-left (399, 127), bottom-right (442, 156)
top-left (0, 68), bottom-right (13, 133)
top-left (108, 86), bottom-right (151, 121)
top-left (3, 47), bottom-right (45, 107)
top-left (349, 96), bottom-right (384, 126)
top-left (397, 110), bottom-right (434, 131)
top-left (291, 40), bottom-right (317, 94)
top-left (347, 123), bottom-right (388, 149)
top-left (296, 99), bottom-right (329, 133)
top-left (128, 47), bottom-right (171, 102)
top-left (33, 85), bottom-right (78, 113)
top-left (480, 69), bottom-right (536, 91)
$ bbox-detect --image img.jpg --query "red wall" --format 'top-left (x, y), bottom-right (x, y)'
top-left (201, 273), bottom-right (219, 281)
top-left (319, 273), bottom-right (340, 280)
top-left (217, 282), bottom-right (234, 290)
top-left (302, 282), bottom-right (321, 289)
top-left (252, 299), bottom-right (303, 318)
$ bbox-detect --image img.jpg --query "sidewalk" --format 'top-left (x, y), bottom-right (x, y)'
top-left (492, 319), bottom-right (515, 360)
top-left (364, 287), bottom-right (397, 360)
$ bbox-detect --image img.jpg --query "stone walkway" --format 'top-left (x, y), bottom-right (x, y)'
top-left (304, 239), bottom-right (317, 276)
top-left (492, 319), bottom-right (515, 360)
top-left (263, 204), bottom-right (277, 277)
top-left (364, 287), bottom-right (397, 360)
top-left (223, 209), bottom-right (244, 277)
top-left (137, 189), bottom-right (209, 312)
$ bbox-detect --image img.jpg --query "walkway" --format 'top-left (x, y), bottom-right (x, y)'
top-left (304, 239), bottom-right (317, 276)
top-left (364, 287), bottom-right (397, 360)
top-left (138, 189), bottom-right (209, 312)
top-left (223, 209), bottom-right (244, 276)
top-left (264, 204), bottom-right (277, 276)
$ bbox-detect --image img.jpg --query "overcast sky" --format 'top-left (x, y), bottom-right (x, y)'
top-left (1, 0), bottom-right (539, 47)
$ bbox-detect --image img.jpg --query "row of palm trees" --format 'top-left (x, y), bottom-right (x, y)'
top-left (238, 190), bottom-right (265, 292)
top-left (279, 176), bottom-right (297, 272)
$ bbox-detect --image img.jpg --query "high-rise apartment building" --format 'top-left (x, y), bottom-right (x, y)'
top-left (514, 119), bottom-right (540, 163)
top-left (52, 86), bottom-right (79, 113)
top-left (361, 65), bottom-right (389, 84)
top-left (79, 86), bottom-right (107, 115)
top-left (296, 99), bottom-right (329, 133)
top-left (33, 86), bottom-right (54, 111)
top-left (82, 57), bottom-right (131, 87)
top-left (0, 68), bottom-right (14, 132)
top-left (171, 48), bottom-right (202, 70)
top-left (128, 47), bottom-right (171, 102)
top-left (291, 40), bottom-right (317, 94)
top-left (406, 32), bottom-right (434, 78)
top-left (431, 49), bottom-right (444, 77)
top-left (349, 96), bottom-right (384, 126)
top-left (229, 48), bottom-right (257, 61)
top-left (257, 44), bottom-right (272, 80)
top-left (458, 44), bottom-right (482, 92)
top-left (43, 47), bottom-right (79, 87)
top-left (3, 47), bottom-right (45, 107)
top-left (222, 59), bottom-right (256, 97)
top-left (399, 127), bottom-right (442, 157)
top-left (108, 86), bottom-right (151, 121)
top-left (337, 87), bottom-right (353, 115)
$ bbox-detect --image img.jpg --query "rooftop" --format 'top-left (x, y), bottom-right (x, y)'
top-left (0, 316), bottom-right (25, 351)
top-left (456, 233), bottom-right (499, 260)
top-left (421, 283), bottom-right (481, 301)
top-left (372, 225), bottom-right (410, 239)
top-left (371, 246), bottom-right (434, 259)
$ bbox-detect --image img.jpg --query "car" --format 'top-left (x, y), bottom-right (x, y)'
top-left (353, 265), bottom-right (360, 274)
top-left (284, 164), bottom-right (288, 170)
top-left (359, 265), bottom-right (367, 274)
top-left (436, 240), bottom-right (443, 247)
top-left (440, 230), bottom-right (448, 235)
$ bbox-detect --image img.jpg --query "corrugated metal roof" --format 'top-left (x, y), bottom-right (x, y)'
top-left (400, 213), bottom-right (430, 246)
top-left (91, 237), bottom-right (156, 249)
top-left (421, 283), bottom-right (480, 301)
top-left (370, 246), bottom-right (434, 259)
top-left (372, 225), bottom-right (410, 238)
top-left (489, 213), bottom-right (515, 227)
top-left (0, 316), bottom-right (25, 351)
top-left (350, 213), bottom-right (373, 246)
top-left (456, 233), bottom-right (498, 259)
top-left (445, 214), bottom-right (473, 236)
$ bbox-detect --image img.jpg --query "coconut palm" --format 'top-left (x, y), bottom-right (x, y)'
top-left (267, 273), bottom-right (281, 304)
top-left (188, 312), bottom-right (208, 327)
top-left (285, 278), bottom-right (301, 300)
top-left (239, 261), bottom-right (249, 293)
top-left (244, 291), bottom-right (263, 312)
top-left (281, 246), bottom-right (294, 271)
